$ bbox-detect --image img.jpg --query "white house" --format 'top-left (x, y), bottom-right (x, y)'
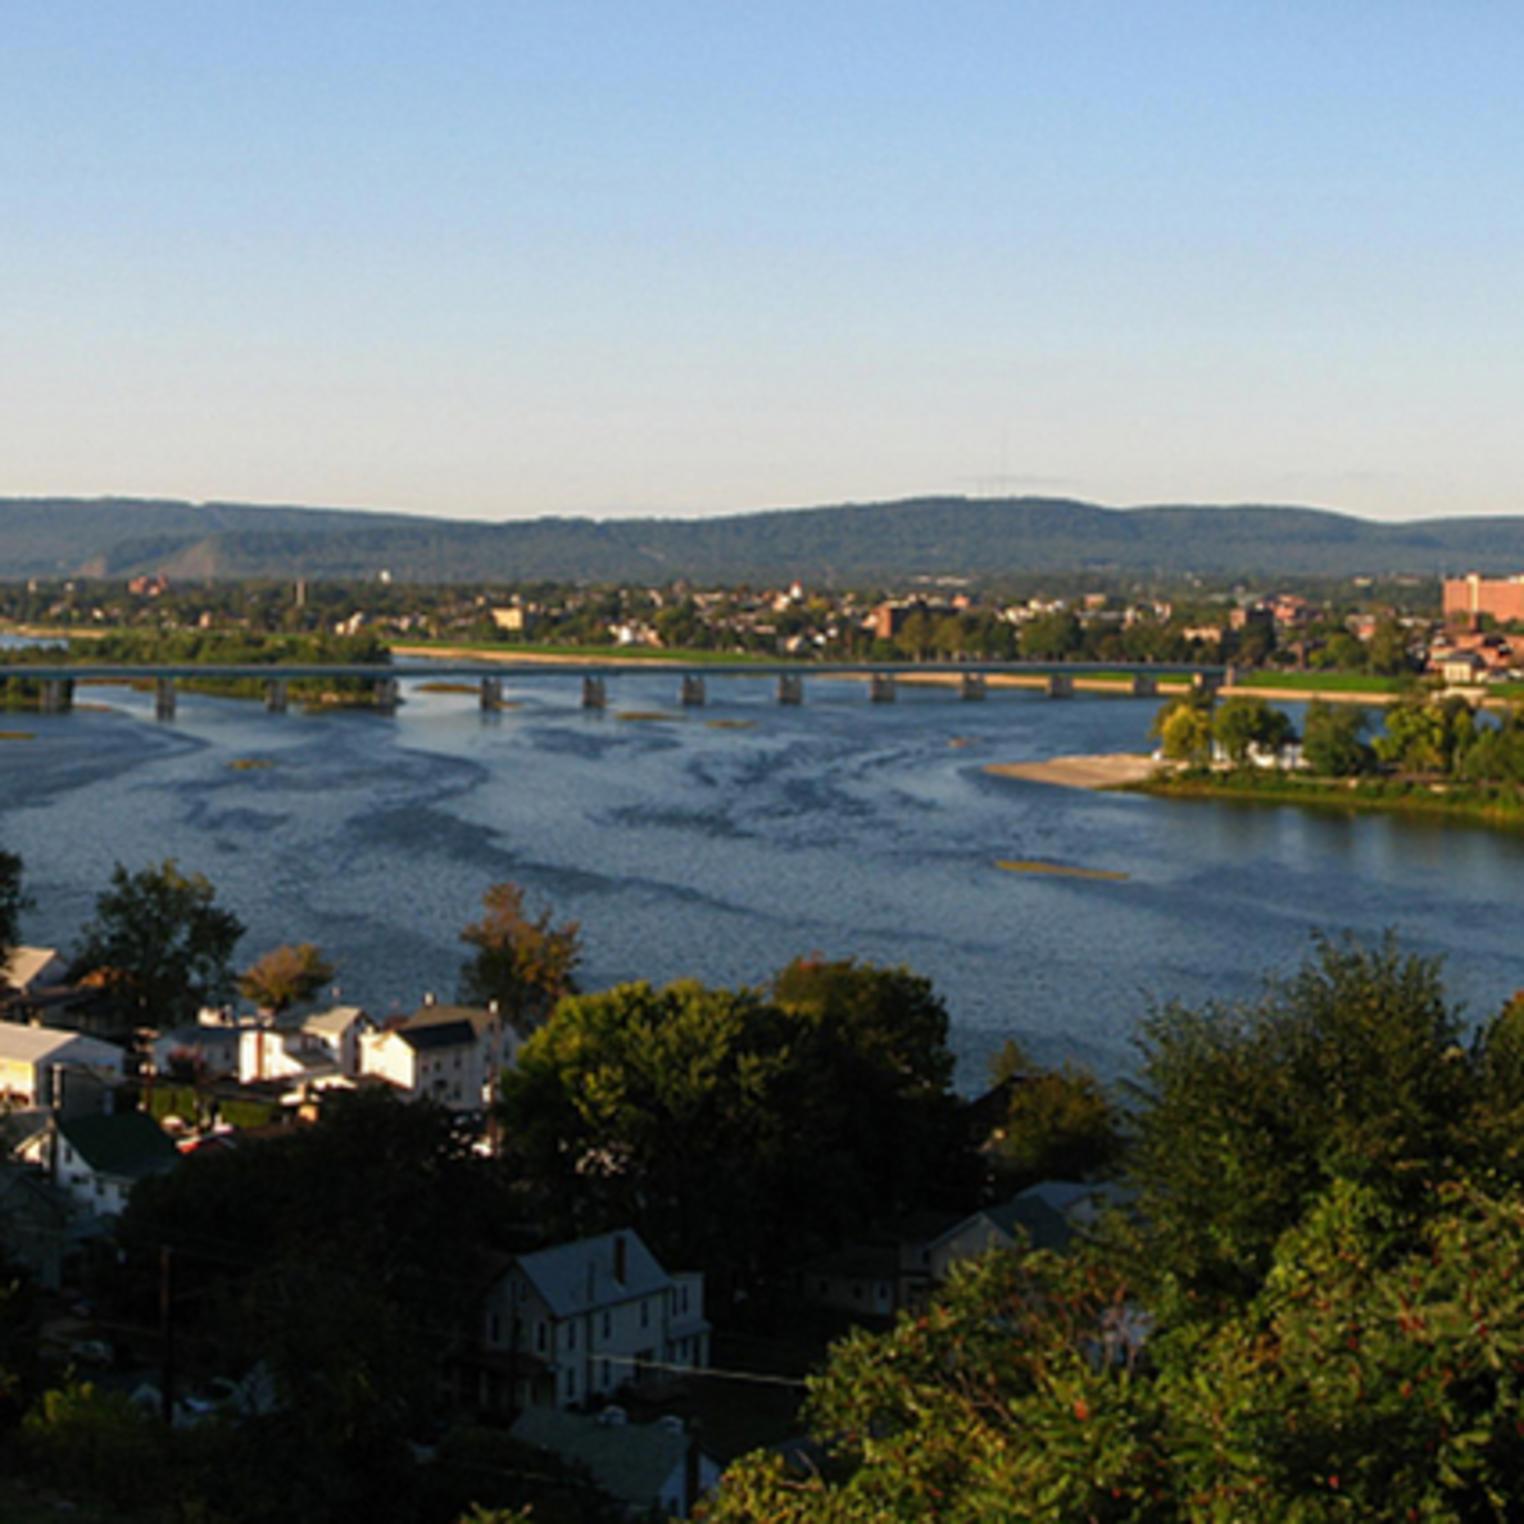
top-left (0, 1026), bottom-right (126, 1108)
top-left (476, 1229), bottom-right (710, 1412)
top-left (47, 1111), bottom-right (179, 1217)
top-left (294, 1005), bottom-right (372, 1078)
top-left (358, 1002), bottom-right (512, 1111)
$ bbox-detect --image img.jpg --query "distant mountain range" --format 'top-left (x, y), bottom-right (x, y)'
top-left (3, 495), bottom-right (1523, 584)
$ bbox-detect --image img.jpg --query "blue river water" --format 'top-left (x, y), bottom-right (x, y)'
top-left (2, 662), bottom-right (1522, 1088)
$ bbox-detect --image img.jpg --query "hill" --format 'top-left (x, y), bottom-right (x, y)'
top-left (3, 494), bottom-right (1523, 583)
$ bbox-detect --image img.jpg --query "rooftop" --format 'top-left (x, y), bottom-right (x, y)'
top-left (514, 1229), bottom-right (672, 1318)
top-left (58, 1111), bottom-right (179, 1181)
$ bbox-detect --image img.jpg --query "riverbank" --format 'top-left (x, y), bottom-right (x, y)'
top-left (1124, 768), bottom-right (1524, 830)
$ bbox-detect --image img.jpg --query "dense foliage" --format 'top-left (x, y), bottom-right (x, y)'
top-left (70, 859), bottom-right (245, 1026)
top-left (705, 936), bottom-right (1524, 1521)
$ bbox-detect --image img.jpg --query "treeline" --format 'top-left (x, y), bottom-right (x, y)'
top-left (708, 938), bottom-right (1524, 1520)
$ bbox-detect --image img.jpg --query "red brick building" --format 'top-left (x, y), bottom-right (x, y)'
top-left (1443, 574), bottom-right (1524, 627)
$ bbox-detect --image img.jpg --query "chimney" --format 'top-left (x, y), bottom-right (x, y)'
top-left (423, 992), bottom-right (437, 1007)
top-left (613, 1233), bottom-right (627, 1285)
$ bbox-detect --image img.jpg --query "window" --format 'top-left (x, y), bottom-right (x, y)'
top-left (601, 1359), bottom-right (610, 1388)
top-left (536, 1321), bottom-right (547, 1353)
top-left (490, 1313), bottom-right (501, 1344)
top-left (567, 1367), bottom-right (576, 1399)
top-left (568, 1321), bottom-right (576, 1351)
top-left (602, 1310), bottom-right (611, 1339)
top-left (640, 1299), bottom-right (649, 1329)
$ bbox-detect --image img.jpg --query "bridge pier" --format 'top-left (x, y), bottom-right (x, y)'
top-left (680, 675), bottom-right (707, 707)
top-left (1045, 673), bottom-right (1074, 699)
top-left (40, 678), bottom-right (73, 714)
top-left (154, 678), bottom-right (176, 721)
top-left (777, 673), bottom-right (803, 705)
top-left (480, 676), bottom-right (503, 711)
top-left (961, 673), bottom-right (987, 701)
top-left (373, 677), bottom-right (400, 714)
top-left (869, 673), bottom-right (896, 703)
top-left (1223, 663), bottom-right (1240, 689)
top-left (582, 676), bottom-right (607, 710)
top-left (1192, 672), bottom-right (1222, 698)
top-left (1131, 673), bottom-right (1158, 698)
top-left (265, 679), bottom-right (288, 714)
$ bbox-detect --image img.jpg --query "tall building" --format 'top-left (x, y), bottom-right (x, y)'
top-left (1443, 574), bottom-right (1524, 626)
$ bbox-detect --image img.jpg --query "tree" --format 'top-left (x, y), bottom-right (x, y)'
top-left (1210, 695), bottom-right (1293, 766)
top-left (1128, 934), bottom-right (1472, 1312)
top-left (0, 849), bottom-right (26, 965)
top-left (71, 859), bottom-right (244, 1025)
top-left (1300, 699), bottom-right (1372, 776)
top-left (1019, 610), bottom-right (1081, 661)
top-left (458, 882), bottom-right (581, 1037)
top-left (1375, 695), bottom-right (1475, 774)
top-left (238, 941), bottom-right (335, 1013)
top-left (1158, 701), bottom-right (1214, 765)
top-left (984, 1041), bottom-right (1121, 1189)
top-left (1367, 615), bottom-right (1412, 675)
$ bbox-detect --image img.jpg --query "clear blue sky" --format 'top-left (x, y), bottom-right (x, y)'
top-left (3, 2), bottom-right (1521, 522)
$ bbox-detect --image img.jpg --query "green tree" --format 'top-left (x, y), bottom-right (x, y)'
top-left (0, 849), bottom-right (26, 964)
top-left (1367, 615), bottom-right (1412, 675)
top-left (459, 882), bottom-right (581, 1037)
top-left (1210, 695), bottom-right (1293, 766)
top-left (71, 859), bottom-right (244, 1025)
top-left (1159, 702), bottom-right (1214, 765)
top-left (1300, 699), bottom-right (1372, 776)
top-left (238, 941), bottom-right (335, 1013)
top-left (1128, 934), bottom-right (1472, 1312)
top-left (984, 1040), bottom-right (1121, 1188)
top-left (1375, 695), bottom-right (1475, 774)
top-left (1019, 610), bottom-right (1081, 661)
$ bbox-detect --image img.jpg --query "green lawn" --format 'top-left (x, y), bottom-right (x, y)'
top-left (393, 638), bottom-right (784, 665)
top-left (1235, 670), bottom-right (1410, 693)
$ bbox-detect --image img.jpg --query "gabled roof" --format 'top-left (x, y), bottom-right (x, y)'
top-left (405, 1003), bottom-right (496, 1036)
top-left (58, 1112), bottom-right (179, 1181)
top-left (514, 1229), bottom-right (671, 1318)
top-left (511, 1408), bottom-right (689, 1510)
top-left (1, 947), bottom-right (65, 992)
top-left (0, 1025), bottom-right (124, 1070)
top-left (300, 1005), bottom-right (368, 1037)
top-left (396, 1019), bottom-right (477, 1052)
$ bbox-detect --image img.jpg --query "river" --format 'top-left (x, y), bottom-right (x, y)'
top-left (2, 661), bottom-right (1522, 1087)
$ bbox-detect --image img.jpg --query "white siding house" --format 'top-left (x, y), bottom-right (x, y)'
top-left (0, 1027), bottom-right (126, 1108)
top-left (476, 1229), bottom-right (710, 1412)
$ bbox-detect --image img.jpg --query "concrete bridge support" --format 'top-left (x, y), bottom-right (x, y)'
top-left (680, 675), bottom-right (707, 707)
top-left (265, 679), bottom-right (288, 714)
top-left (1223, 664), bottom-right (1241, 689)
top-left (373, 677), bottom-right (400, 714)
top-left (1046, 673), bottom-right (1074, 699)
top-left (480, 676), bottom-right (503, 711)
top-left (869, 673), bottom-right (896, 703)
top-left (961, 673), bottom-right (987, 701)
top-left (40, 679), bottom-right (73, 714)
top-left (777, 673), bottom-right (803, 705)
top-left (1192, 672), bottom-right (1222, 697)
top-left (582, 676), bottom-right (607, 710)
top-left (1131, 673), bottom-right (1158, 698)
top-left (155, 678), bottom-right (177, 721)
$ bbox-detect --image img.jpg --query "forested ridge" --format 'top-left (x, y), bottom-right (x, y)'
top-left (7, 494), bottom-right (1524, 582)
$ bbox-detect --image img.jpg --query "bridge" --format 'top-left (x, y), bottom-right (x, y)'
top-left (7, 660), bottom-right (1231, 719)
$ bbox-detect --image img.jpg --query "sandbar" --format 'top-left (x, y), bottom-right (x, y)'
top-left (984, 753), bottom-right (1161, 790)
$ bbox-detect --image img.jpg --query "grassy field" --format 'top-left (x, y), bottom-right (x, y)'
top-left (393, 638), bottom-right (784, 665)
top-left (1234, 671), bottom-right (1411, 694)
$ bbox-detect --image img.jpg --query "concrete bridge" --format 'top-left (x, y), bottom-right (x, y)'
top-left (9, 660), bottom-right (1231, 719)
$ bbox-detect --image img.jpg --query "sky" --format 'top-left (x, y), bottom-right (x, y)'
top-left (3, 2), bottom-right (1522, 524)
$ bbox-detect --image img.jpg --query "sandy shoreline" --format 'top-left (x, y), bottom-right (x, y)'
top-left (984, 753), bottom-right (1161, 790)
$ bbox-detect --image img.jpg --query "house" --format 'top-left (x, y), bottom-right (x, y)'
top-left (359, 1001), bottom-right (512, 1111)
top-left (511, 1407), bottom-right (720, 1520)
top-left (1, 946), bottom-right (68, 996)
top-left (147, 1022), bottom-right (242, 1081)
top-left (474, 1229), bottom-right (710, 1412)
top-left (1439, 650), bottom-right (1488, 686)
top-left (0, 1025), bottom-right (126, 1108)
top-left (294, 1005), bottom-right (372, 1077)
top-left (0, 1165), bottom-right (81, 1289)
top-left (47, 1110), bottom-right (179, 1216)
